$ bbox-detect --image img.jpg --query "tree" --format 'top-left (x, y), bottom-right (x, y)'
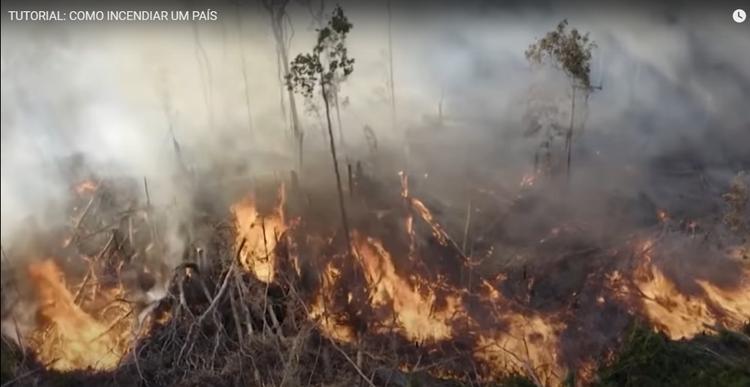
top-left (262, 0), bottom-right (304, 171)
top-left (386, 0), bottom-right (397, 134)
top-left (287, 5), bottom-right (355, 251)
top-left (234, 6), bottom-right (254, 141)
top-left (526, 19), bottom-right (596, 180)
top-left (301, 0), bottom-right (347, 153)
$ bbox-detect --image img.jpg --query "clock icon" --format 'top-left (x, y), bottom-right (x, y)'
top-left (733, 9), bottom-right (747, 23)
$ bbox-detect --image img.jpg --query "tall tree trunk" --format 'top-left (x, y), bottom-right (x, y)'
top-left (321, 84), bottom-right (352, 253)
top-left (386, 0), bottom-right (396, 132)
top-left (192, 21), bottom-right (214, 132)
top-left (565, 85), bottom-right (576, 180)
top-left (275, 44), bottom-right (289, 128)
top-left (235, 9), bottom-right (254, 140)
top-left (279, 42), bottom-right (303, 170)
top-left (334, 90), bottom-right (345, 150)
top-left (265, 1), bottom-right (303, 171)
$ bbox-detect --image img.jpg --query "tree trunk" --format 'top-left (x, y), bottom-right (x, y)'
top-left (387, 0), bottom-right (397, 133)
top-left (266, 2), bottom-right (303, 171)
top-left (235, 9), bottom-right (254, 140)
top-left (566, 85), bottom-right (576, 180)
top-left (192, 21), bottom-right (213, 132)
top-left (321, 84), bottom-right (352, 253)
top-left (334, 90), bottom-right (345, 151)
top-left (275, 44), bottom-right (288, 128)
top-left (280, 44), bottom-right (303, 170)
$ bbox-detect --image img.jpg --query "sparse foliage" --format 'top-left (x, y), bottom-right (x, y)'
top-left (287, 6), bottom-right (354, 99)
top-left (525, 19), bottom-right (597, 180)
top-left (525, 19), bottom-right (596, 89)
top-left (287, 5), bottom-right (355, 252)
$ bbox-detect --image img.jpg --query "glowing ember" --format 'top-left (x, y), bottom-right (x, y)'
top-left (26, 260), bottom-right (134, 371)
top-left (232, 185), bottom-right (287, 283)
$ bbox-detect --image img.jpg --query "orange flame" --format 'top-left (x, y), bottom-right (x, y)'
top-left (74, 180), bottom-right (98, 196)
top-left (232, 185), bottom-right (287, 283)
top-left (633, 240), bottom-right (750, 339)
top-left (308, 262), bottom-right (357, 343)
top-left (27, 260), bottom-right (134, 371)
top-left (354, 233), bottom-right (463, 342)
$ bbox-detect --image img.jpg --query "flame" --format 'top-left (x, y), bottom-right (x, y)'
top-left (633, 241), bottom-right (750, 339)
top-left (473, 280), bottom-right (565, 383)
top-left (74, 179), bottom-right (98, 196)
top-left (26, 260), bottom-right (134, 371)
top-left (656, 209), bottom-right (669, 223)
top-left (308, 262), bottom-right (357, 343)
top-left (232, 185), bottom-right (287, 283)
top-left (474, 315), bottom-right (563, 384)
top-left (354, 232), bottom-right (462, 342)
top-left (409, 198), bottom-right (449, 246)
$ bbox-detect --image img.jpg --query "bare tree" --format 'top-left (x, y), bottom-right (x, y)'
top-left (526, 19), bottom-right (596, 179)
top-left (192, 20), bottom-right (214, 133)
top-left (234, 5), bottom-right (255, 140)
top-left (301, 0), bottom-right (348, 153)
top-left (386, 0), bottom-right (397, 133)
top-left (287, 5), bottom-right (355, 251)
top-left (262, 0), bottom-right (304, 170)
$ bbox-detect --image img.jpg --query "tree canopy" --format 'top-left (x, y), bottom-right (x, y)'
top-left (287, 5), bottom-right (354, 98)
top-left (525, 19), bottom-right (595, 89)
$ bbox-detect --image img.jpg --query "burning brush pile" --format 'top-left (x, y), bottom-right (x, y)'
top-left (1, 158), bottom-right (749, 387)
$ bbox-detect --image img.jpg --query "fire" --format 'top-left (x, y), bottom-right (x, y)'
top-left (354, 233), bottom-right (462, 342)
top-left (656, 209), bottom-right (670, 223)
top-left (232, 185), bottom-right (287, 283)
top-left (74, 179), bottom-right (98, 195)
top-left (409, 198), bottom-right (449, 246)
top-left (474, 314), bottom-right (564, 384)
top-left (472, 280), bottom-right (565, 383)
top-left (308, 262), bottom-right (357, 343)
top-left (26, 260), bottom-right (134, 371)
top-left (633, 240), bottom-right (750, 339)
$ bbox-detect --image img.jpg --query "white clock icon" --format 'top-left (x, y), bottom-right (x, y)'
top-left (733, 9), bottom-right (747, 23)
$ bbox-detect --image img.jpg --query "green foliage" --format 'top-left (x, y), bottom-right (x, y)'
top-left (526, 19), bottom-right (595, 89)
top-left (287, 5), bottom-right (355, 99)
top-left (594, 324), bottom-right (750, 387)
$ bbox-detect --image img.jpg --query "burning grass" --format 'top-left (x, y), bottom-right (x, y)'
top-left (26, 260), bottom-right (133, 372)
top-left (1, 164), bottom-right (749, 386)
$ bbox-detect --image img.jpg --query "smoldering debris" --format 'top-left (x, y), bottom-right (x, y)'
top-left (1, 1), bottom-right (750, 386)
top-left (0, 150), bottom-right (747, 386)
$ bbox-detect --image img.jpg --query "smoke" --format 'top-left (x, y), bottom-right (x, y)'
top-left (1, 2), bottom-right (749, 376)
top-left (1, 1), bottom-right (748, 255)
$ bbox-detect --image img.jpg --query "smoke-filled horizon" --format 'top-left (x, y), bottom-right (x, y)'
top-left (2, 0), bottom-right (749, 243)
top-left (1, 3), bottom-right (749, 383)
